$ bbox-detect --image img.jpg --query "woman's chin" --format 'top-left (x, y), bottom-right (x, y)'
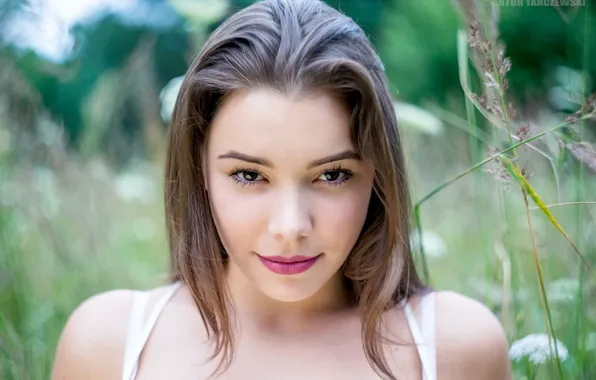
top-left (257, 281), bottom-right (323, 303)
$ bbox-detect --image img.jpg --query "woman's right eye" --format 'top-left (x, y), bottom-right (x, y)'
top-left (229, 169), bottom-right (263, 187)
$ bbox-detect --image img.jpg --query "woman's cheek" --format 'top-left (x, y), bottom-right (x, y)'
top-left (209, 182), bottom-right (264, 250)
top-left (311, 191), bottom-right (371, 256)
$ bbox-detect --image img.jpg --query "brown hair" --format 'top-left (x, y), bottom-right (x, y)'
top-left (164, 0), bottom-right (426, 378)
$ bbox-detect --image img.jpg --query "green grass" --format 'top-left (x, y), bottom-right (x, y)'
top-left (0, 159), bottom-right (169, 379)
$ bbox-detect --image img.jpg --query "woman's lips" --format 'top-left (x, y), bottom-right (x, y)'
top-left (257, 253), bottom-right (322, 275)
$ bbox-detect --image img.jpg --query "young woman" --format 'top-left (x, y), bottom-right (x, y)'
top-left (51, 0), bottom-right (512, 379)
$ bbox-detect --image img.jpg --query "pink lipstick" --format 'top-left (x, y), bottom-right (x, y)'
top-left (257, 253), bottom-right (322, 275)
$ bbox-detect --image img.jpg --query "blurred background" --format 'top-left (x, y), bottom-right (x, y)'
top-left (1, 0), bottom-right (595, 379)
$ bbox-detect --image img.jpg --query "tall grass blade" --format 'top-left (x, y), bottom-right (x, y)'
top-left (501, 157), bottom-right (591, 272)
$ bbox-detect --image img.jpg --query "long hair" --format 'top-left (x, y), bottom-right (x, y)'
top-left (164, 0), bottom-right (426, 378)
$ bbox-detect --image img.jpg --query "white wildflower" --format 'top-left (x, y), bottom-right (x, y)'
top-left (409, 229), bottom-right (447, 259)
top-left (159, 76), bottom-right (184, 122)
top-left (554, 66), bottom-right (584, 96)
top-left (169, 0), bottom-right (229, 24)
top-left (548, 86), bottom-right (577, 112)
top-left (113, 172), bottom-right (156, 204)
top-left (509, 333), bottom-right (569, 364)
top-left (393, 101), bottom-right (444, 136)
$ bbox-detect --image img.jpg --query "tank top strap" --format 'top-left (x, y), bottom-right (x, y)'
top-left (121, 282), bottom-right (182, 380)
top-left (403, 292), bottom-right (437, 380)
top-left (419, 292), bottom-right (436, 377)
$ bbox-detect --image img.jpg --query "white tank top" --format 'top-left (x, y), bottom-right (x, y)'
top-left (121, 282), bottom-right (437, 380)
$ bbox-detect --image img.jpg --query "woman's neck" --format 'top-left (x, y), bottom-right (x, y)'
top-left (224, 261), bottom-right (353, 334)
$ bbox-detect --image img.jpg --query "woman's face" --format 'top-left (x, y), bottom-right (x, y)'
top-left (204, 88), bottom-right (375, 302)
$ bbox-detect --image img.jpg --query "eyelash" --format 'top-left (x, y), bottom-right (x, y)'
top-left (228, 164), bottom-right (354, 188)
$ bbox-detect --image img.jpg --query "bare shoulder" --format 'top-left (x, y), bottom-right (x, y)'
top-left (434, 290), bottom-right (512, 380)
top-left (51, 284), bottom-right (174, 380)
top-left (50, 289), bottom-right (134, 380)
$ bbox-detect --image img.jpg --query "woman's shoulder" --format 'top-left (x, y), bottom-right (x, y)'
top-left (431, 290), bottom-right (512, 380)
top-left (51, 284), bottom-right (176, 380)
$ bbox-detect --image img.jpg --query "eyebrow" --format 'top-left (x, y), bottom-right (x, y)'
top-left (217, 149), bottom-right (361, 169)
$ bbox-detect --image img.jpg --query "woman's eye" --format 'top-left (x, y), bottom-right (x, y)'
top-left (320, 171), bottom-right (343, 182)
top-left (317, 169), bottom-right (353, 186)
top-left (229, 169), bottom-right (263, 187)
top-left (239, 171), bottom-right (260, 182)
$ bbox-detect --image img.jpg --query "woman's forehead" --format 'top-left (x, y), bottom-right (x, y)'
top-left (207, 88), bottom-right (355, 163)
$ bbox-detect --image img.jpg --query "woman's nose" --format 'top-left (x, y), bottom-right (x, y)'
top-left (267, 187), bottom-right (313, 244)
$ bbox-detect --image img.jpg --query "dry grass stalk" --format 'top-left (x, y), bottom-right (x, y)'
top-left (465, 19), bottom-right (532, 184)
top-left (461, 10), bottom-right (596, 184)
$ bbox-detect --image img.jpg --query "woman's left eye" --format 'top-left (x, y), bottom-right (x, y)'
top-left (317, 168), bottom-right (353, 187)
